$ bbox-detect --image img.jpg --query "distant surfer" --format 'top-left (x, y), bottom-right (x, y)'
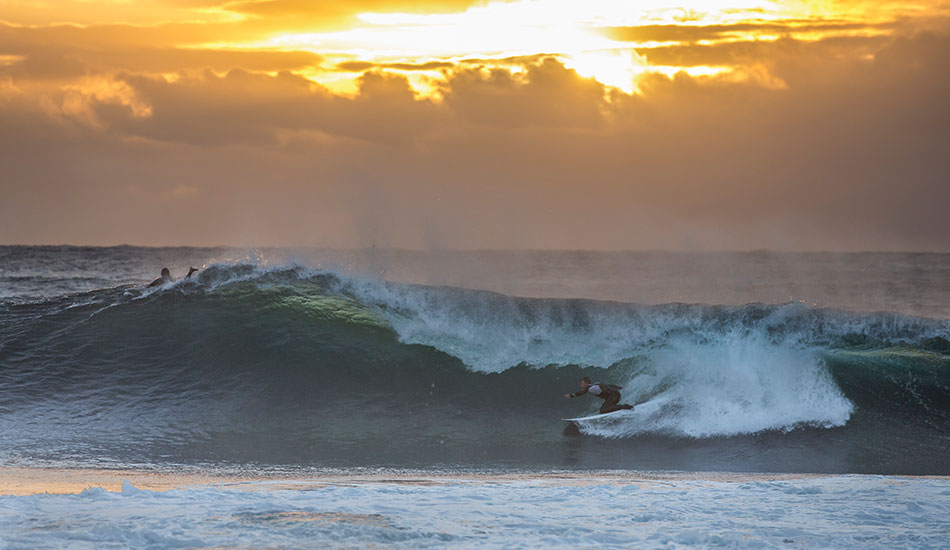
top-left (564, 376), bottom-right (634, 414)
top-left (148, 267), bottom-right (173, 287)
top-left (147, 266), bottom-right (199, 287)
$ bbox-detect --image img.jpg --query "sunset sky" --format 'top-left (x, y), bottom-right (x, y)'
top-left (1, 0), bottom-right (947, 250)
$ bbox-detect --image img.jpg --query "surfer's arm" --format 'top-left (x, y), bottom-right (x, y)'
top-left (565, 388), bottom-right (588, 399)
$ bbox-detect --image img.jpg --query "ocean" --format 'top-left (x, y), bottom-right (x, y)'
top-left (1, 246), bottom-right (948, 548)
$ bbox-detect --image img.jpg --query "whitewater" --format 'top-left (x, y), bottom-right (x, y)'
top-left (1, 246), bottom-right (948, 548)
top-left (2, 471), bottom-right (949, 549)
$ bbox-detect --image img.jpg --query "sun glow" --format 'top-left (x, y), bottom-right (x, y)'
top-left (7, 0), bottom-right (925, 101)
top-left (267, 2), bottom-right (647, 96)
top-left (257, 0), bottom-right (889, 97)
top-left (563, 50), bottom-right (646, 94)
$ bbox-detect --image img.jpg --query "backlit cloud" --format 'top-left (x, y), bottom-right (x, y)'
top-left (0, 1), bottom-right (947, 250)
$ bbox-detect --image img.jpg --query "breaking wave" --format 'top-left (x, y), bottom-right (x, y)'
top-left (1, 263), bottom-right (948, 472)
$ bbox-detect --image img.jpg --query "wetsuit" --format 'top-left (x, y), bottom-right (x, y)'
top-left (147, 276), bottom-right (171, 287)
top-left (569, 383), bottom-right (633, 414)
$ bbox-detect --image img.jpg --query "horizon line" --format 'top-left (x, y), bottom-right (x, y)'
top-left (1, 243), bottom-right (948, 255)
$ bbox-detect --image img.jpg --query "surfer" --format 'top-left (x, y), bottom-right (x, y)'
top-left (564, 376), bottom-right (634, 414)
top-left (147, 266), bottom-right (199, 287)
top-left (148, 267), bottom-right (174, 287)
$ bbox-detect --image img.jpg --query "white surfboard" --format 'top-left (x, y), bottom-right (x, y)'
top-left (563, 397), bottom-right (670, 423)
top-left (562, 409), bottom-right (633, 422)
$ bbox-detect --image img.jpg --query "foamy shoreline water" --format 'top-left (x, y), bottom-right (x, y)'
top-left (2, 466), bottom-right (949, 549)
top-left (0, 465), bottom-right (850, 496)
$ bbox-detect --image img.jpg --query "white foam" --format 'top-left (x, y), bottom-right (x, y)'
top-left (581, 335), bottom-right (854, 438)
top-left (1, 475), bottom-right (948, 549)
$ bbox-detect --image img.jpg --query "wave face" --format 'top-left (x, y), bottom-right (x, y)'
top-left (1, 263), bottom-right (949, 474)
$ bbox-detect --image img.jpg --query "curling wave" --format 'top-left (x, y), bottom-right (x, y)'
top-left (0, 263), bottom-right (948, 473)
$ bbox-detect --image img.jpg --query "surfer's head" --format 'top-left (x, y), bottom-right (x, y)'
top-left (580, 376), bottom-right (591, 389)
top-left (160, 267), bottom-right (171, 278)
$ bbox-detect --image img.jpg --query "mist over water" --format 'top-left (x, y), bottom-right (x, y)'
top-left (0, 246), bottom-right (948, 474)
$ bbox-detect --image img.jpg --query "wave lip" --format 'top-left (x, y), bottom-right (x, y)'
top-left (347, 279), bottom-right (949, 373)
